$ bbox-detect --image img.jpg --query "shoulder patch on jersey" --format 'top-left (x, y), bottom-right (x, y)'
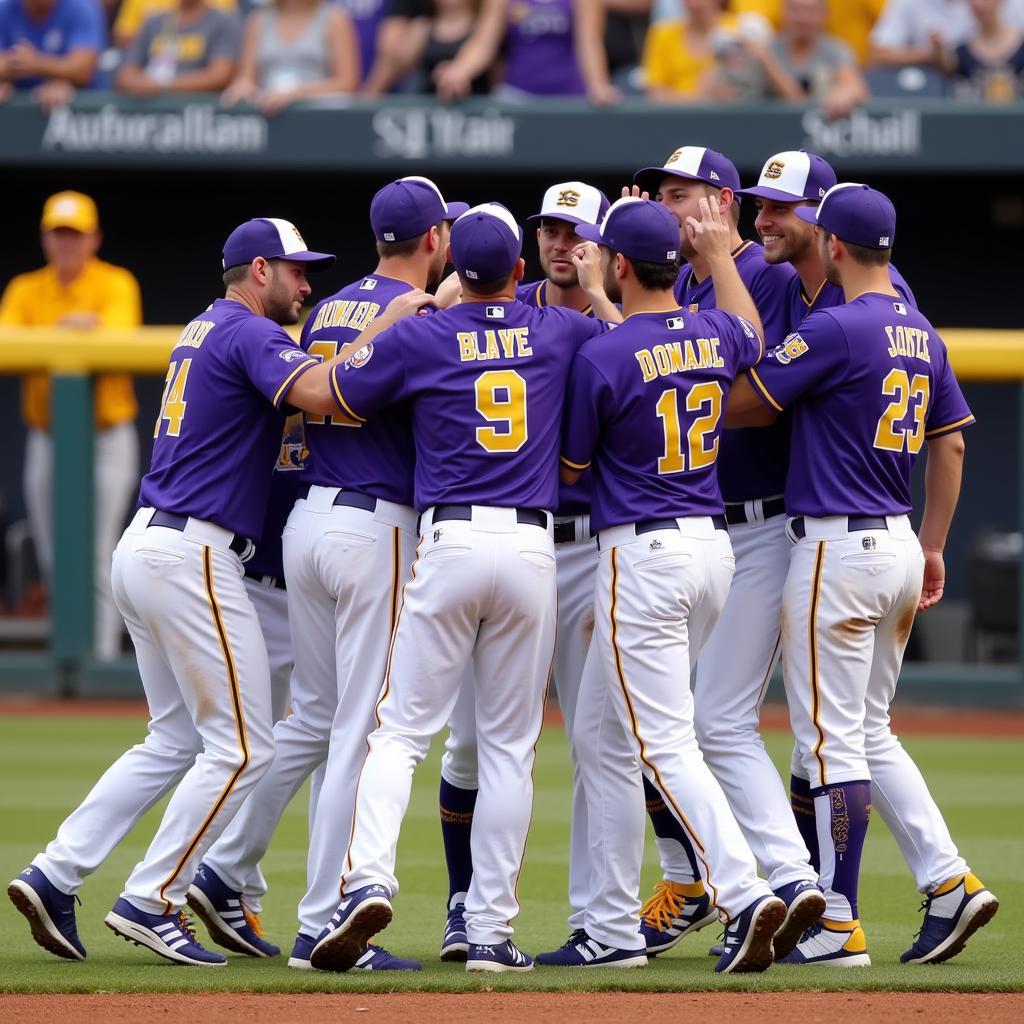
top-left (770, 332), bottom-right (809, 365)
top-left (359, 278), bottom-right (378, 290)
top-left (279, 347), bottom-right (308, 363)
top-left (486, 305), bottom-right (505, 319)
top-left (346, 343), bottom-right (374, 369)
top-left (737, 316), bottom-right (757, 339)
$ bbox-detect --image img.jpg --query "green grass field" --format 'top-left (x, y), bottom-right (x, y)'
top-left (0, 713), bottom-right (1021, 993)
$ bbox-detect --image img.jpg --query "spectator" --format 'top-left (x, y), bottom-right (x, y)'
top-left (0, 191), bottom-right (142, 661)
top-left (112, 0), bottom-right (235, 48)
top-left (337, 0), bottom-right (390, 87)
top-left (432, 0), bottom-right (619, 104)
top-left (604, 0), bottom-right (652, 91)
top-left (0, 0), bottom-right (104, 110)
top-left (221, 0), bottom-right (359, 114)
top-left (115, 0), bottom-right (239, 95)
top-left (769, 0), bottom-right (869, 116)
top-left (945, 0), bottom-right (1024, 99)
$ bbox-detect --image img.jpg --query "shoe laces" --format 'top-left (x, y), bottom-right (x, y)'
top-left (562, 928), bottom-right (586, 950)
top-left (911, 897), bottom-right (930, 940)
top-left (176, 912), bottom-right (198, 943)
top-left (244, 911), bottom-right (266, 937)
top-left (641, 881), bottom-right (685, 931)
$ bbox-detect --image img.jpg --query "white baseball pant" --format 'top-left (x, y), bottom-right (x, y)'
top-left (575, 518), bottom-right (773, 950)
top-left (33, 508), bottom-right (275, 912)
top-left (342, 506), bottom-right (557, 945)
top-left (24, 421), bottom-right (139, 660)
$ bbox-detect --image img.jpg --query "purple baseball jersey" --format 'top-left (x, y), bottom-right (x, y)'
top-left (675, 240), bottom-right (796, 502)
top-left (561, 308), bottom-right (765, 532)
top-left (504, 0), bottom-right (585, 96)
top-left (243, 419), bottom-right (309, 579)
top-left (333, 300), bottom-right (606, 512)
top-left (139, 298), bottom-right (318, 540)
top-left (788, 263), bottom-right (916, 328)
top-left (516, 278), bottom-right (598, 515)
top-left (748, 292), bottom-right (975, 517)
top-left (300, 274), bottom-right (417, 506)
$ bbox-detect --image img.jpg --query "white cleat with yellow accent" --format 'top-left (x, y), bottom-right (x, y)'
top-left (778, 918), bottom-right (871, 967)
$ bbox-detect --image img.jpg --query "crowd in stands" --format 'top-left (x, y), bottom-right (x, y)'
top-left (1, 0), bottom-right (1024, 112)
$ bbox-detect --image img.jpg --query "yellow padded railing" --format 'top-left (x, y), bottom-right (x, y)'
top-left (0, 326), bottom-right (1019, 380)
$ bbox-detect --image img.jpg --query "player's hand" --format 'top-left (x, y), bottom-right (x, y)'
top-left (571, 241), bottom-right (605, 297)
top-left (433, 271), bottom-right (463, 309)
top-left (7, 40), bottom-right (42, 78)
top-left (918, 548), bottom-right (945, 611)
top-left (620, 185), bottom-right (651, 201)
top-left (382, 289), bottom-right (437, 323)
top-left (686, 195), bottom-right (731, 262)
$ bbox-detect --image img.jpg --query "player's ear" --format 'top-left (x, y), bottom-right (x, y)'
top-left (718, 187), bottom-right (734, 215)
top-left (251, 256), bottom-right (268, 283)
top-left (511, 257), bottom-right (526, 283)
top-left (426, 224), bottom-right (440, 253)
top-left (615, 252), bottom-right (627, 280)
top-left (445, 241), bottom-right (453, 265)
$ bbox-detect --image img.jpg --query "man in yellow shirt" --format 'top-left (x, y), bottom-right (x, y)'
top-left (0, 191), bottom-right (142, 661)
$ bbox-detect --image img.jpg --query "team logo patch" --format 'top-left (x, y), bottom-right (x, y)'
top-left (359, 278), bottom-right (378, 291)
top-left (667, 249), bottom-right (678, 260)
top-left (666, 148), bottom-right (683, 165)
top-left (765, 159), bottom-right (785, 180)
top-left (556, 189), bottom-right (581, 208)
top-left (486, 305), bottom-right (506, 318)
top-left (383, 232), bottom-right (396, 242)
top-left (649, 539), bottom-right (663, 551)
top-left (771, 332), bottom-right (809, 365)
top-left (709, 170), bottom-right (720, 181)
top-left (666, 316), bottom-right (684, 330)
top-left (278, 440), bottom-right (308, 472)
top-left (893, 302), bottom-right (907, 315)
top-left (289, 224), bottom-right (306, 247)
top-left (465, 269), bottom-right (479, 280)
top-left (688, 303), bottom-right (699, 313)
top-left (279, 347), bottom-right (307, 363)
top-left (347, 343), bottom-right (373, 369)
top-left (862, 535), bottom-right (877, 550)
top-left (738, 316), bottom-right (757, 340)
top-left (879, 235), bottom-right (890, 246)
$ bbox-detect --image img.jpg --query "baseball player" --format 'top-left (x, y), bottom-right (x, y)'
top-left (7, 217), bottom-right (352, 966)
top-left (728, 183), bottom-right (998, 966)
top-left (308, 203), bottom-right (608, 974)
top-left (555, 195), bottom-right (786, 973)
top-left (436, 180), bottom-right (616, 961)
top-left (624, 145), bottom-right (810, 957)
top-left (189, 177), bottom-right (465, 973)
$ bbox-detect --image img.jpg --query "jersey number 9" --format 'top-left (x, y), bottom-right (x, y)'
top-left (656, 381), bottom-right (723, 475)
top-left (475, 370), bottom-right (527, 453)
top-left (873, 369), bottom-right (929, 454)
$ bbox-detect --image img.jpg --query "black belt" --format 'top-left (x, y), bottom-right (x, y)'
top-left (725, 496), bottom-right (786, 526)
top-left (432, 504), bottom-right (549, 529)
top-left (554, 518), bottom-right (591, 545)
top-left (244, 569), bottom-right (287, 591)
top-left (333, 490), bottom-right (378, 512)
top-left (150, 510), bottom-right (252, 559)
top-left (790, 516), bottom-right (888, 540)
top-left (636, 515), bottom-right (728, 535)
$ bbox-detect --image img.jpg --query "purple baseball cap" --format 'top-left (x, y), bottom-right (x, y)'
top-left (576, 197), bottom-right (680, 265)
top-left (634, 146), bottom-right (741, 197)
top-left (370, 176), bottom-right (470, 243)
top-left (796, 183), bottom-right (896, 249)
top-left (450, 203), bottom-right (523, 283)
top-left (527, 181), bottom-right (611, 228)
top-left (222, 218), bottom-right (335, 271)
top-left (737, 150), bottom-right (837, 203)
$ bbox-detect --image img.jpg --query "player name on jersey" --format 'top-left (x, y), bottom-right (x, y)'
top-left (635, 336), bottom-right (725, 381)
top-left (457, 327), bottom-right (533, 361)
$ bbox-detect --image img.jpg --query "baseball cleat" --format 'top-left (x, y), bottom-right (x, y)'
top-left (466, 939), bottom-right (534, 973)
top-left (8, 865), bottom-right (87, 961)
top-left (104, 897), bottom-right (227, 965)
top-left (900, 872), bottom-right (999, 965)
top-left (353, 944), bottom-right (422, 971)
top-left (309, 883), bottom-right (393, 972)
top-left (639, 879), bottom-right (718, 955)
top-left (440, 902), bottom-right (469, 962)
top-left (186, 862), bottom-right (280, 958)
top-left (771, 879), bottom-right (827, 960)
top-left (287, 932), bottom-right (316, 969)
top-left (535, 930), bottom-right (647, 968)
top-left (714, 895), bottom-right (786, 974)
top-left (779, 918), bottom-right (871, 967)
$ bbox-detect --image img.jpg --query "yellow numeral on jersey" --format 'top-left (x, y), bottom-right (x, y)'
top-left (304, 341), bottom-right (359, 428)
top-left (475, 369), bottom-right (527, 453)
top-left (154, 358), bottom-right (192, 438)
top-left (656, 381), bottom-right (723, 475)
top-left (873, 369), bottom-right (930, 453)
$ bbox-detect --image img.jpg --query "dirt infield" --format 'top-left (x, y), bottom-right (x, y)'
top-left (1, 992), bottom-right (1021, 1024)
top-left (2, 696), bottom-right (1022, 736)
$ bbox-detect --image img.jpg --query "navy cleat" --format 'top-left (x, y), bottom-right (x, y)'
top-left (186, 862), bottom-right (280, 958)
top-left (900, 872), bottom-right (999, 965)
top-left (535, 930), bottom-right (646, 968)
top-left (639, 880), bottom-right (717, 955)
top-left (715, 895), bottom-right (786, 974)
top-left (779, 918), bottom-right (871, 967)
top-left (8, 865), bottom-right (87, 961)
top-left (105, 897), bottom-right (227, 965)
top-left (466, 939), bottom-right (534, 973)
top-left (440, 902), bottom-right (469, 962)
top-left (353, 944), bottom-right (422, 971)
top-left (310, 883), bottom-right (393, 972)
top-left (288, 932), bottom-right (316, 969)
top-left (771, 879), bottom-right (827, 960)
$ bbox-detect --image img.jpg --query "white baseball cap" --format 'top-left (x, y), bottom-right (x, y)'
top-left (737, 150), bottom-right (837, 203)
top-left (527, 181), bottom-right (611, 228)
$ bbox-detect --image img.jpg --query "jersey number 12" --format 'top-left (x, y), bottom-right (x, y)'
top-left (656, 382), bottom-right (723, 474)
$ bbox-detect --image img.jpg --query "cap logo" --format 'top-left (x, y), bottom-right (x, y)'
top-left (290, 224), bottom-right (306, 246)
top-left (709, 171), bottom-right (720, 182)
top-left (667, 249), bottom-right (678, 260)
top-left (556, 189), bottom-right (581, 208)
top-left (765, 160), bottom-right (784, 180)
top-left (383, 232), bottom-right (396, 242)
top-left (666, 148), bottom-right (683, 165)
top-left (465, 269), bottom-right (479, 280)
top-left (818, 187), bottom-right (826, 198)
top-left (879, 235), bottom-right (890, 246)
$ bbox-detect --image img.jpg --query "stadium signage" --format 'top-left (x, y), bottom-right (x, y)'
top-left (801, 108), bottom-right (920, 158)
top-left (42, 104), bottom-right (268, 155)
top-left (372, 106), bottom-right (516, 160)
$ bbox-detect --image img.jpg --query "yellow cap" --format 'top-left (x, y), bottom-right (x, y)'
top-left (41, 191), bottom-right (99, 233)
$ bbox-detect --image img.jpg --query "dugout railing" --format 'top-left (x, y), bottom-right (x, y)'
top-left (0, 326), bottom-right (1020, 705)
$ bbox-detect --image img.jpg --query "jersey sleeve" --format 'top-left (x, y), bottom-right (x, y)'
top-left (746, 311), bottom-right (849, 412)
top-left (236, 320), bottom-right (319, 409)
top-left (889, 265), bottom-right (917, 308)
top-left (330, 323), bottom-right (410, 423)
top-left (925, 341), bottom-right (975, 439)
top-left (561, 351), bottom-right (611, 473)
top-left (747, 260), bottom-right (796, 348)
top-left (703, 308), bottom-right (763, 374)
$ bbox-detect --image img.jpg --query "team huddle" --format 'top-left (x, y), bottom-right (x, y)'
top-left (8, 147), bottom-right (1000, 977)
